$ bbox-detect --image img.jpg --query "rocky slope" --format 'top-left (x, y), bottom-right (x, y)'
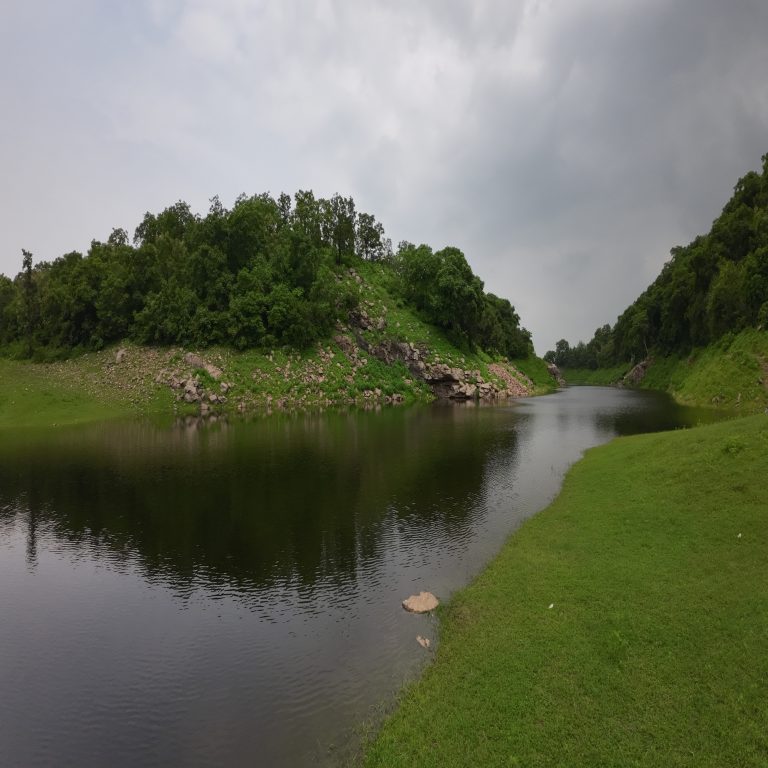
top-left (7, 265), bottom-right (558, 420)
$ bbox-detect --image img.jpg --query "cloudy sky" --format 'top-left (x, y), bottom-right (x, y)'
top-left (2, 0), bottom-right (767, 353)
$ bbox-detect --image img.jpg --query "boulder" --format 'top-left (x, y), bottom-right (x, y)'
top-left (623, 358), bottom-right (652, 385)
top-left (184, 352), bottom-right (205, 369)
top-left (450, 382), bottom-right (477, 400)
top-left (424, 363), bottom-right (464, 383)
top-left (183, 377), bottom-right (201, 403)
top-left (350, 308), bottom-right (373, 330)
top-left (333, 334), bottom-right (357, 357)
top-left (402, 591), bottom-right (439, 613)
top-left (547, 362), bottom-right (566, 387)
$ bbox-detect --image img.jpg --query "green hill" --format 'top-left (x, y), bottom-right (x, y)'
top-left (0, 260), bottom-right (555, 429)
top-left (547, 154), bottom-right (768, 410)
top-left (0, 191), bottom-right (556, 428)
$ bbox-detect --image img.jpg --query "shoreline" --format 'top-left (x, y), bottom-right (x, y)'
top-left (0, 344), bottom-right (557, 431)
top-left (363, 412), bottom-right (767, 767)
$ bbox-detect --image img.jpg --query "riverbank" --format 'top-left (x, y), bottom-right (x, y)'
top-left (561, 328), bottom-right (768, 414)
top-left (363, 413), bottom-right (768, 767)
top-left (0, 342), bottom-right (555, 430)
top-left (1, 258), bottom-right (561, 430)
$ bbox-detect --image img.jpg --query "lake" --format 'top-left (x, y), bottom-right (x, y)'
top-left (0, 387), bottom-right (726, 767)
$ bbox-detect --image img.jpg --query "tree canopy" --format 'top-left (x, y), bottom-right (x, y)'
top-left (0, 191), bottom-right (532, 361)
top-left (546, 154), bottom-right (768, 368)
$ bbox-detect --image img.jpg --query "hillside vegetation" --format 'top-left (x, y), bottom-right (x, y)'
top-left (365, 413), bottom-right (768, 767)
top-left (0, 191), bottom-right (556, 426)
top-left (559, 329), bottom-right (768, 414)
top-left (547, 154), bottom-right (768, 406)
top-left (0, 191), bottom-right (531, 362)
top-left (0, 259), bottom-right (555, 429)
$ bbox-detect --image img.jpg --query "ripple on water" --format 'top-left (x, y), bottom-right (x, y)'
top-left (1, 390), bottom-right (721, 767)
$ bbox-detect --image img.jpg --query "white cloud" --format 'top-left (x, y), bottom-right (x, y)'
top-left (1, 0), bottom-right (766, 352)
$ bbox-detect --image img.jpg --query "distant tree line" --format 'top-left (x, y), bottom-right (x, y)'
top-left (546, 154), bottom-right (768, 368)
top-left (0, 191), bottom-right (532, 360)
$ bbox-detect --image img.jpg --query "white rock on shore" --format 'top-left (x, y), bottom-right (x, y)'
top-left (402, 591), bottom-right (439, 613)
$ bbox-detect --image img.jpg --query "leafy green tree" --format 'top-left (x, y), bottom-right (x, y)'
top-left (0, 275), bottom-right (17, 343)
top-left (431, 247), bottom-right (484, 345)
top-left (552, 339), bottom-right (570, 367)
top-left (394, 243), bottom-right (439, 312)
top-left (133, 201), bottom-right (197, 246)
top-left (706, 260), bottom-right (748, 338)
top-left (356, 212), bottom-right (389, 261)
top-left (21, 249), bottom-right (38, 355)
top-left (323, 194), bottom-right (356, 266)
top-left (227, 194), bottom-right (281, 274)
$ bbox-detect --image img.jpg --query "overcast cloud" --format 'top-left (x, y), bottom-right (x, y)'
top-left (1, 0), bottom-right (767, 352)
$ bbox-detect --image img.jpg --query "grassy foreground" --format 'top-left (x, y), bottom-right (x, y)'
top-left (364, 414), bottom-right (768, 767)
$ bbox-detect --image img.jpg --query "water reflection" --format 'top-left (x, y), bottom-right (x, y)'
top-left (0, 407), bottom-right (517, 597)
top-left (0, 389), bottom-right (728, 768)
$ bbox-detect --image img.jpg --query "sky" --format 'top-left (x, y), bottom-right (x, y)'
top-left (2, 0), bottom-right (767, 354)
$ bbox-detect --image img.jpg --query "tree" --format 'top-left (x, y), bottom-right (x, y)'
top-left (323, 194), bottom-right (356, 265)
top-left (553, 339), bottom-right (570, 367)
top-left (356, 212), bottom-right (387, 261)
top-left (21, 249), bottom-right (37, 355)
top-left (432, 247), bottom-right (484, 345)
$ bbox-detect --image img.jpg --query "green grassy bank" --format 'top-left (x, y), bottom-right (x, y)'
top-left (559, 364), bottom-right (628, 386)
top-left (640, 329), bottom-right (768, 413)
top-left (561, 329), bottom-right (768, 414)
top-left (0, 264), bottom-right (556, 430)
top-left (364, 414), bottom-right (768, 767)
top-left (0, 357), bottom-right (157, 428)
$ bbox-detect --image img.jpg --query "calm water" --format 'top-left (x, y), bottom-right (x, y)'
top-left (0, 387), bottom-right (726, 767)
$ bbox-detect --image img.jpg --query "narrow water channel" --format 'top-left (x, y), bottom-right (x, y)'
top-left (0, 388), bottom-right (726, 767)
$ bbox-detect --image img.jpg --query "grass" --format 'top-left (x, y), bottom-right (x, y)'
top-left (561, 330), bottom-right (768, 414)
top-left (0, 359), bottom-right (140, 428)
top-left (641, 329), bottom-right (768, 413)
top-left (0, 265), bottom-right (555, 429)
top-left (561, 364), bottom-right (629, 386)
top-left (364, 414), bottom-right (768, 767)
top-left (0, 344), bottom-right (182, 429)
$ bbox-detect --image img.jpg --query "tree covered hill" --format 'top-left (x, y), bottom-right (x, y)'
top-left (546, 154), bottom-right (768, 370)
top-left (0, 191), bottom-right (532, 363)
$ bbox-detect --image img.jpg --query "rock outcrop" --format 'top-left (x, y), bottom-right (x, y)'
top-left (183, 352), bottom-right (223, 380)
top-left (157, 352), bottom-right (233, 411)
top-left (623, 358), bottom-right (652, 386)
top-left (547, 362), bottom-right (566, 387)
top-left (349, 332), bottom-right (533, 401)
